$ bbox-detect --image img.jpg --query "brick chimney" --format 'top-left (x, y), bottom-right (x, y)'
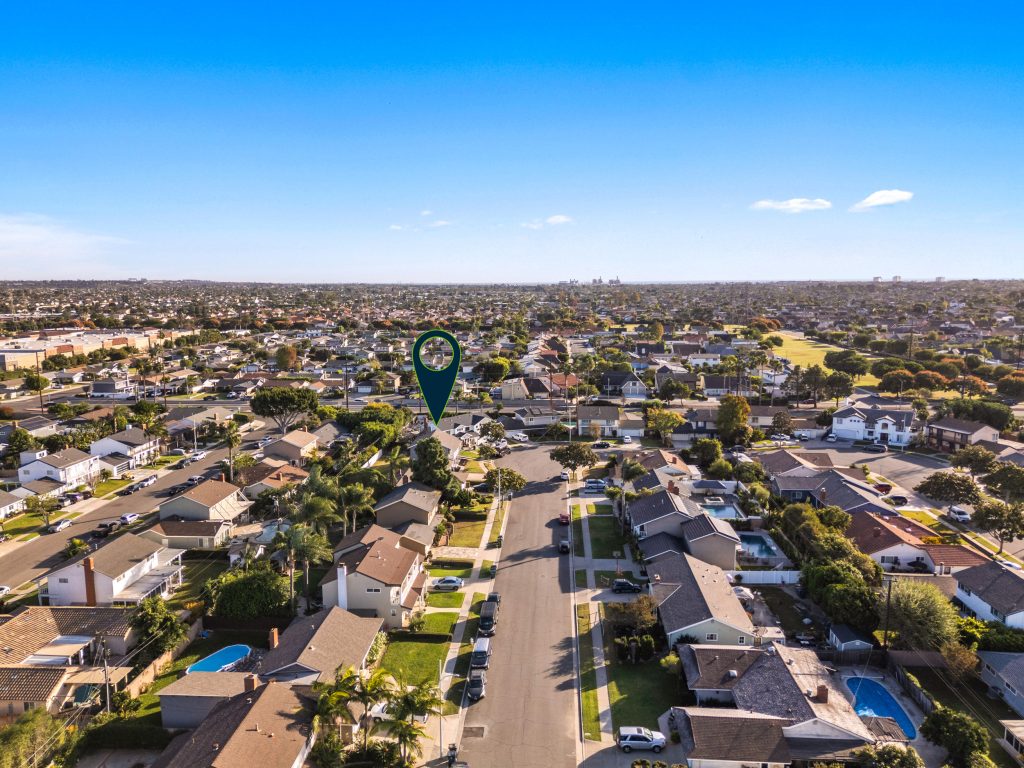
top-left (244, 674), bottom-right (259, 692)
top-left (268, 627), bottom-right (279, 649)
top-left (83, 557), bottom-right (97, 607)
top-left (816, 684), bottom-right (829, 703)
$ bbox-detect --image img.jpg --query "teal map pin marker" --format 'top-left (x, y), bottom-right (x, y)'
top-left (412, 329), bottom-right (462, 426)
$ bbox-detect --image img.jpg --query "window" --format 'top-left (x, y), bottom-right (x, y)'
top-left (58, 578), bottom-right (68, 584)
top-left (23, 702), bottom-right (35, 711)
top-left (705, 633), bottom-right (718, 641)
top-left (737, 636), bottom-right (746, 645)
top-left (366, 587), bottom-right (381, 593)
top-left (962, 586), bottom-right (972, 596)
top-left (1008, 682), bottom-right (1018, 695)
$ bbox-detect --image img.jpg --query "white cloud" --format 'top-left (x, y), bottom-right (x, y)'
top-left (522, 213), bottom-right (573, 229)
top-left (420, 209), bottom-right (433, 217)
top-left (750, 198), bottom-right (832, 214)
top-left (428, 220), bottom-right (451, 228)
top-left (388, 224), bottom-right (404, 231)
top-left (849, 189), bottom-right (914, 212)
top-left (0, 213), bottom-right (126, 276)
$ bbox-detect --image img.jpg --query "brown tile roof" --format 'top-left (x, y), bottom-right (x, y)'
top-left (276, 430), bottom-right (318, 448)
top-left (261, 607), bottom-right (383, 683)
top-left (0, 605), bottom-right (132, 664)
top-left (178, 479), bottom-right (243, 507)
top-left (152, 682), bottom-right (312, 768)
top-left (150, 519), bottom-right (228, 537)
top-left (0, 665), bottom-right (66, 702)
top-left (335, 534), bottom-right (419, 587)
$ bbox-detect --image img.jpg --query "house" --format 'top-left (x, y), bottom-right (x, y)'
top-left (648, 554), bottom-right (755, 646)
top-left (980, 652), bottom-right (1024, 719)
top-left (926, 417), bottom-right (1002, 452)
top-left (748, 405), bottom-right (793, 431)
top-left (0, 663), bottom-right (133, 723)
top-left (319, 525), bottom-right (426, 629)
top-left (956, 562), bottom-right (1024, 628)
top-left (771, 469), bottom-right (891, 516)
top-left (0, 605), bottom-right (137, 664)
top-left (512, 406), bottom-right (560, 428)
top-left (90, 378), bottom-right (135, 399)
top-left (410, 429), bottom-right (462, 469)
top-left (636, 532), bottom-right (686, 565)
top-left (830, 405), bottom-right (918, 446)
top-left (263, 429), bottom-right (319, 465)
top-left (499, 377), bottom-right (530, 400)
top-left (599, 370), bottom-right (649, 399)
top-left (435, 413), bottom-right (492, 435)
top-left (158, 672), bottom-right (259, 730)
top-left (18, 448), bottom-right (101, 489)
top-left (631, 449), bottom-right (700, 480)
top-left (237, 461), bottom-right (310, 499)
top-left (90, 427), bottom-right (161, 470)
top-left (150, 681), bottom-right (315, 768)
top-left (373, 482), bottom-right (441, 530)
top-left (260, 606), bottom-right (384, 685)
top-left (159, 480), bottom-right (252, 524)
top-left (845, 511), bottom-right (985, 575)
top-left (670, 407), bottom-right (720, 448)
top-left (829, 624), bottom-right (875, 653)
top-left (626, 489), bottom-right (702, 540)
top-left (699, 375), bottom-right (758, 399)
top-left (577, 405), bottom-right (621, 438)
top-left (1, 415), bottom-right (58, 439)
top-left (44, 533), bottom-right (184, 607)
top-left (140, 519), bottom-right (232, 550)
top-left (0, 490), bottom-right (26, 520)
top-left (680, 513), bottom-right (740, 570)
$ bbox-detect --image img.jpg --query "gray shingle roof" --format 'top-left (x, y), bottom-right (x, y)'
top-left (261, 607), bottom-right (383, 683)
top-left (958, 561), bottom-right (1024, 616)
top-left (648, 554), bottom-right (753, 635)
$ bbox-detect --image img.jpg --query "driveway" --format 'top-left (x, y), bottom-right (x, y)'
top-left (457, 444), bottom-right (578, 768)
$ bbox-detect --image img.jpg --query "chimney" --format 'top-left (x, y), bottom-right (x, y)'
top-left (268, 627), bottom-right (279, 649)
top-left (220, 473), bottom-right (226, 482)
top-left (667, 481), bottom-right (678, 495)
top-left (244, 674), bottom-right (258, 692)
top-left (816, 684), bottom-right (829, 703)
top-left (83, 557), bottom-right (97, 607)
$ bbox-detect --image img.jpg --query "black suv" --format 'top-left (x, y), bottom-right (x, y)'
top-left (93, 521), bottom-right (122, 539)
top-left (612, 579), bottom-right (642, 593)
top-left (593, 441), bottom-right (611, 449)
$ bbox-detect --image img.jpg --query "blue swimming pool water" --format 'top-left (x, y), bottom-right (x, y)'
top-left (846, 676), bottom-right (917, 739)
top-left (186, 644), bottom-right (251, 674)
top-left (738, 532), bottom-right (778, 558)
top-left (702, 503), bottom-right (745, 520)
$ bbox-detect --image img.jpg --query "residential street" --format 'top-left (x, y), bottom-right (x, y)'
top-left (0, 426), bottom-right (272, 591)
top-left (457, 444), bottom-right (579, 768)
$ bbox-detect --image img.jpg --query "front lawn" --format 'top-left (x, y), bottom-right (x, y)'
top-left (146, 455), bottom-right (179, 469)
top-left (572, 518), bottom-right (585, 557)
top-left (576, 604), bottom-right (601, 740)
top-left (587, 517), bottom-right (627, 560)
top-left (449, 510), bottom-right (487, 549)
top-left (479, 560), bottom-right (494, 578)
top-left (0, 512), bottom-right (45, 538)
top-left (575, 569), bottom-right (588, 589)
top-left (380, 634), bottom-right (449, 686)
top-left (426, 591), bottom-right (465, 609)
top-left (486, 501), bottom-right (508, 546)
top-left (426, 559), bottom-right (474, 578)
top-left (420, 611), bottom-right (459, 637)
top-left (908, 666), bottom-right (1018, 768)
top-left (94, 477), bottom-right (133, 497)
top-left (586, 503), bottom-right (612, 516)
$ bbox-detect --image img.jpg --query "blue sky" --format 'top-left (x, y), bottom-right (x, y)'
top-left (0, 4), bottom-right (1021, 282)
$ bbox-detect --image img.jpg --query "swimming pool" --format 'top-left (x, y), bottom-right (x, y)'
top-left (845, 676), bottom-right (917, 739)
top-left (186, 644), bottom-right (252, 674)
top-left (738, 532), bottom-right (778, 558)
top-left (702, 503), bottom-right (745, 520)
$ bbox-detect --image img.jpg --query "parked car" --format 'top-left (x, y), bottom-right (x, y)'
top-left (560, 470), bottom-right (570, 481)
top-left (612, 579), bottom-right (642, 594)
top-left (0, 586), bottom-right (12, 598)
top-left (93, 521), bottom-right (121, 538)
top-left (203, 394), bottom-right (218, 401)
top-left (49, 519), bottom-right (72, 533)
top-left (470, 637), bottom-right (492, 669)
top-left (169, 448), bottom-right (189, 456)
top-left (486, 591), bottom-right (500, 604)
top-left (478, 599), bottom-right (499, 636)
top-left (467, 669), bottom-right (486, 700)
top-left (509, 432), bottom-right (529, 442)
top-left (593, 441), bottom-right (611, 449)
top-left (192, 451), bottom-right (208, 461)
top-left (769, 433), bottom-right (790, 441)
top-left (558, 510), bottom-right (571, 525)
top-left (997, 558), bottom-right (1023, 571)
top-left (863, 443), bottom-right (888, 453)
top-left (874, 483), bottom-right (893, 494)
top-left (558, 539), bottom-right (571, 554)
top-left (140, 475), bottom-right (157, 488)
top-left (617, 727), bottom-right (666, 753)
top-left (186, 475), bottom-right (204, 486)
top-left (887, 495), bottom-right (909, 507)
top-left (119, 513), bottom-right (140, 525)
top-left (118, 484), bottom-right (139, 496)
top-left (825, 434), bottom-right (838, 442)
top-left (621, 435), bottom-right (632, 443)
top-left (432, 576), bottom-right (465, 592)
top-left (948, 506), bottom-right (972, 523)
top-left (164, 484), bottom-right (188, 496)
top-left (368, 701), bottom-right (427, 724)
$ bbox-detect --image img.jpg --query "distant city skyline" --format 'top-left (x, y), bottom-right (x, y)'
top-left (1, 4), bottom-right (1021, 281)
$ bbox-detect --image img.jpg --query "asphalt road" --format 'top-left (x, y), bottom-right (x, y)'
top-left (458, 444), bottom-right (578, 768)
top-left (0, 427), bottom-right (273, 591)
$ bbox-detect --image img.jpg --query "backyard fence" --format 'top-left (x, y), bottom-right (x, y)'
top-left (728, 569), bottom-right (802, 585)
top-left (887, 658), bottom-right (939, 717)
top-left (125, 617), bottom-right (205, 698)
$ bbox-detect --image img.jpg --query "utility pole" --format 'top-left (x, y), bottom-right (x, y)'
top-left (33, 351), bottom-right (44, 414)
top-left (881, 577), bottom-right (894, 649)
top-left (101, 636), bottom-right (111, 713)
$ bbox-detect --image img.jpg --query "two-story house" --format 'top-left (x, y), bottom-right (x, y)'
top-left (263, 429), bottom-right (319, 466)
top-left (599, 370), bottom-right (649, 399)
top-left (577, 405), bottom-right (621, 438)
top-left (926, 417), bottom-right (1002, 452)
top-left (18, 448), bottom-right (101, 490)
top-left (829, 405), bottom-right (917, 446)
top-left (90, 427), bottom-right (161, 471)
top-left (957, 562), bottom-right (1024, 628)
top-left (845, 511), bottom-right (985, 575)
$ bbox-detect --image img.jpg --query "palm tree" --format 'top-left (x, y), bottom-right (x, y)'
top-left (390, 675), bottom-right (443, 726)
top-left (767, 358), bottom-right (785, 406)
top-left (385, 446), bottom-right (410, 486)
top-left (299, 493), bottom-right (341, 534)
top-left (273, 523), bottom-right (332, 614)
top-left (225, 422), bottom-right (242, 482)
top-left (390, 717), bottom-right (427, 765)
top-left (313, 666), bottom-right (361, 738)
top-left (352, 668), bottom-right (396, 751)
top-left (338, 483), bottom-right (375, 536)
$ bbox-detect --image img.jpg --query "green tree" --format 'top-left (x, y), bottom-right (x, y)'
top-left (251, 387), bottom-right (319, 434)
top-left (274, 523), bottom-right (332, 612)
top-left (951, 445), bottom-right (998, 477)
top-left (476, 356), bottom-right (511, 383)
top-left (972, 499), bottom-right (1024, 554)
top-left (707, 457), bottom-right (733, 480)
top-left (879, 369), bottom-right (917, 395)
top-left (824, 350), bottom-right (871, 379)
top-left (485, 467), bottom-right (527, 496)
top-left (337, 482), bottom-right (375, 537)
top-left (647, 408), bottom-right (684, 445)
top-left (715, 394), bottom-right (751, 444)
top-left (24, 494), bottom-right (59, 527)
top-left (801, 364), bottom-right (828, 406)
top-left (131, 596), bottom-right (188, 658)
top-left (23, 370), bottom-right (48, 395)
top-left (275, 344), bottom-right (298, 371)
top-left (854, 745), bottom-right (925, 768)
top-left (770, 410), bottom-right (793, 434)
top-left (412, 436), bottom-right (456, 490)
top-left (550, 442), bottom-right (599, 476)
top-left (2, 427), bottom-right (38, 468)
top-left (224, 421), bottom-right (242, 482)
top-left (299, 493), bottom-right (341, 534)
top-left (657, 378), bottom-right (689, 404)
top-left (621, 459), bottom-right (646, 483)
top-left (920, 707), bottom-right (989, 768)
top-left (985, 462), bottom-right (1024, 503)
top-left (480, 421), bottom-right (506, 440)
top-left (690, 437), bottom-right (723, 468)
top-left (63, 537), bottom-right (88, 559)
top-left (209, 563), bottom-right (291, 619)
top-left (824, 371), bottom-right (854, 407)
top-left (885, 579), bottom-right (959, 650)
top-left (915, 471), bottom-right (982, 508)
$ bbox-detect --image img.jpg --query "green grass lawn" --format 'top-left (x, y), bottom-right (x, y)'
top-left (576, 604), bottom-right (601, 740)
top-left (585, 466), bottom-right (609, 480)
top-left (572, 504), bottom-right (584, 522)
top-left (586, 503), bottom-right (612, 516)
top-left (486, 501), bottom-right (508, 546)
top-left (908, 666), bottom-right (1018, 768)
top-left (575, 569), bottom-right (588, 589)
top-left (900, 510), bottom-right (962, 544)
top-left (757, 586), bottom-right (811, 637)
top-left (0, 512), bottom-right (45, 538)
top-left (166, 559), bottom-right (228, 613)
top-left (587, 517), bottom-right (627, 560)
top-left (146, 455), bottom-right (178, 469)
top-left (777, 332), bottom-right (880, 387)
top-left (420, 611), bottom-right (459, 637)
top-left (592, 570), bottom-right (627, 588)
top-left (449, 510), bottom-right (487, 549)
top-left (380, 633), bottom-right (450, 686)
top-left (426, 591), bottom-right (465, 609)
top-left (572, 518), bottom-right (585, 557)
top-left (464, 460), bottom-right (487, 475)
top-left (132, 630), bottom-right (268, 726)
top-left (426, 559), bottom-right (475, 578)
top-left (445, 593), bottom-right (485, 712)
top-left (604, 646), bottom-right (686, 731)
top-left (479, 560), bottom-right (494, 578)
top-left (94, 477), bottom-right (132, 497)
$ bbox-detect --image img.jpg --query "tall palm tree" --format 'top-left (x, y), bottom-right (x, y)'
top-left (390, 717), bottom-right (427, 765)
top-left (273, 523), bottom-right (332, 614)
top-left (767, 358), bottom-right (785, 406)
top-left (299, 494), bottom-right (341, 534)
top-left (390, 675), bottom-right (443, 726)
top-left (352, 669), bottom-right (396, 751)
top-left (338, 483), bottom-right (375, 536)
top-left (225, 422), bottom-right (242, 482)
top-left (313, 666), bottom-right (361, 738)
top-left (385, 446), bottom-right (410, 486)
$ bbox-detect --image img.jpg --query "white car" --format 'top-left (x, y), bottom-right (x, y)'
top-left (192, 451), bottom-right (208, 461)
top-left (825, 434), bottom-right (838, 442)
top-left (948, 506), bottom-right (972, 523)
top-left (618, 726), bottom-right (666, 753)
top-left (119, 513), bottom-right (140, 525)
top-left (560, 470), bottom-right (571, 481)
top-left (769, 433), bottom-right (790, 441)
top-left (140, 475), bottom-right (157, 487)
top-left (49, 519), bottom-right (72, 533)
top-left (368, 701), bottom-right (427, 724)
top-left (621, 436), bottom-right (632, 443)
top-left (0, 586), bottom-right (11, 598)
top-left (997, 559), bottom-right (1023, 570)
top-left (509, 432), bottom-right (529, 442)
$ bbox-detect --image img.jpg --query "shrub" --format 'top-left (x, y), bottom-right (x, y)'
top-left (639, 634), bottom-right (655, 661)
